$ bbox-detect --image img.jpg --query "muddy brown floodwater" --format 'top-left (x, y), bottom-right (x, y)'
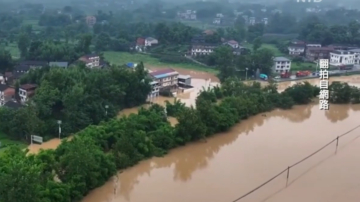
top-left (81, 75), bottom-right (360, 202)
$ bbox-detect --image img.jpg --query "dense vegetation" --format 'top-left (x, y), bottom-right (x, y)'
top-left (0, 63), bottom-right (151, 140)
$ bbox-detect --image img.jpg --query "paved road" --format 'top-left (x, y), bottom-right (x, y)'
top-left (274, 66), bottom-right (360, 82)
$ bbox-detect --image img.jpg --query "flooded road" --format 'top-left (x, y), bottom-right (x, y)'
top-left (82, 104), bottom-right (360, 202)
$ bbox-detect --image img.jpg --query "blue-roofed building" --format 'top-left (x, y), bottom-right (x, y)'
top-left (149, 68), bottom-right (179, 92)
top-left (126, 62), bottom-right (137, 68)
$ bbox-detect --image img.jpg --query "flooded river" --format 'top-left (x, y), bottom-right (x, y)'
top-left (27, 71), bottom-right (360, 202)
top-left (82, 104), bottom-right (360, 202)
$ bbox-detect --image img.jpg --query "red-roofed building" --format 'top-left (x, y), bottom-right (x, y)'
top-left (223, 40), bottom-right (239, 49)
top-left (135, 37), bottom-right (146, 52)
top-left (0, 84), bottom-right (15, 106)
top-left (19, 84), bottom-right (37, 103)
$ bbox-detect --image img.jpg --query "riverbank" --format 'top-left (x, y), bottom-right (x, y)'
top-left (82, 104), bottom-right (360, 202)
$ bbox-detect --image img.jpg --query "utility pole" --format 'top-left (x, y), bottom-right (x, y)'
top-left (57, 120), bottom-right (62, 139)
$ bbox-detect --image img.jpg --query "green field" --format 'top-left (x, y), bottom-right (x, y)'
top-left (0, 132), bottom-right (26, 155)
top-left (291, 62), bottom-right (317, 71)
top-left (5, 43), bottom-right (20, 59)
top-left (22, 19), bottom-right (44, 33)
top-left (103, 51), bottom-right (218, 73)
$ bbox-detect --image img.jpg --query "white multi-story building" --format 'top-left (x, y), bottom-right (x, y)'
top-left (249, 17), bottom-right (255, 25)
top-left (191, 44), bottom-right (216, 56)
top-left (262, 18), bottom-right (268, 25)
top-left (79, 54), bottom-right (100, 68)
top-left (148, 81), bottom-right (160, 99)
top-left (19, 84), bottom-right (37, 104)
top-left (329, 50), bottom-right (355, 67)
top-left (288, 44), bottom-right (305, 55)
top-left (213, 18), bottom-right (221, 24)
top-left (349, 49), bottom-right (360, 64)
top-left (149, 68), bottom-right (179, 91)
top-left (273, 57), bottom-right (291, 73)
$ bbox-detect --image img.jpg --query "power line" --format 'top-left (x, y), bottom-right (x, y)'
top-left (231, 124), bottom-right (360, 202)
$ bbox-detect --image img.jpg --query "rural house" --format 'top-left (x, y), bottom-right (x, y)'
top-left (19, 84), bottom-right (37, 104)
top-left (178, 75), bottom-right (192, 87)
top-left (330, 50), bottom-right (355, 67)
top-left (288, 44), bottom-right (305, 55)
top-left (78, 54), bottom-right (101, 69)
top-left (136, 37), bottom-right (146, 52)
top-left (306, 43), bottom-right (321, 48)
top-left (149, 68), bottom-right (179, 92)
top-left (14, 61), bottom-right (48, 73)
top-left (203, 30), bottom-right (214, 35)
top-left (148, 81), bottom-right (160, 99)
top-left (305, 47), bottom-right (334, 61)
top-left (273, 57), bottom-right (291, 73)
top-left (223, 40), bottom-right (239, 49)
top-left (177, 10), bottom-right (196, 20)
top-left (349, 49), bottom-right (360, 64)
top-left (4, 72), bottom-right (25, 85)
top-left (190, 44), bottom-right (216, 56)
top-left (145, 37), bottom-right (158, 46)
top-left (213, 18), bottom-right (221, 24)
top-left (327, 44), bottom-right (359, 51)
top-left (0, 84), bottom-right (15, 106)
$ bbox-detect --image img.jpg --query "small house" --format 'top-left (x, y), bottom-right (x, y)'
top-left (78, 54), bottom-right (100, 69)
top-left (145, 37), bottom-right (158, 47)
top-left (178, 75), bottom-right (191, 87)
top-left (19, 84), bottom-right (37, 104)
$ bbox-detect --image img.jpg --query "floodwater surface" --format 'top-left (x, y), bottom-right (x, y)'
top-left (82, 104), bottom-right (360, 202)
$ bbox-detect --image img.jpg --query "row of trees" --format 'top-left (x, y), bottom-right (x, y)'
top-left (0, 63), bottom-right (151, 141)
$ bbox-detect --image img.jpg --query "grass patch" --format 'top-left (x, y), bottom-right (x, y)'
top-left (0, 132), bottom-right (27, 155)
top-left (22, 19), bottom-right (44, 33)
top-left (291, 62), bottom-right (317, 71)
top-left (5, 43), bottom-right (20, 59)
top-left (244, 43), bottom-right (284, 56)
top-left (103, 51), bottom-right (218, 73)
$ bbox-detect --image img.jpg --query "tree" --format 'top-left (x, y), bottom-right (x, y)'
top-left (17, 32), bottom-right (30, 58)
top-left (175, 107), bottom-right (206, 144)
top-left (0, 148), bottom-right (43, 202)
top-left (252, 37), bottom-right (262, 52)
top-left (55, 136), bottom-right (116, 200)
top-left (0, 48), bottom-right (13, 74)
